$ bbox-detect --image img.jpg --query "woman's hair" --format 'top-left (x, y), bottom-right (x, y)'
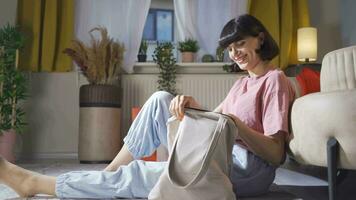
top-left (219, 14), bottom-right (279, 61)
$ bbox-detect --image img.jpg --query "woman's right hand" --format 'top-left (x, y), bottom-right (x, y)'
top-left (169, 95), bottom-right (200, 120)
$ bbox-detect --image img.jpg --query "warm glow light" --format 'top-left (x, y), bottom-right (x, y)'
top-left (297, 27), bottom-right (317, 62)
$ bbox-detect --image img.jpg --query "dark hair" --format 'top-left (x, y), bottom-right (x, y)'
top-left (219, 14), bottom-right (279, 61)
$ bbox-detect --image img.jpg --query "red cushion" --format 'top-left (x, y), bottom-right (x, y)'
top-left (296, 68), bottom-right (321, 96)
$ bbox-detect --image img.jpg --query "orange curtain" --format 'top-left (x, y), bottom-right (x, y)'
top-left (17, 0), bottom-right (74, 72)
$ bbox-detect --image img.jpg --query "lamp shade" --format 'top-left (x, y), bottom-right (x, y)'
top-left (297, 27), bottom-right (317, 62)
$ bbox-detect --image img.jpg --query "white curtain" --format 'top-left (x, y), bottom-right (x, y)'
top-left (75, 0), bottom-right (151, 73)
top-left (174, 0), bottom-right (248, 61)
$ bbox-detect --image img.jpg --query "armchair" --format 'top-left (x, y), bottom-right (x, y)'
top-left (288, 46), bottom-right (356, 200)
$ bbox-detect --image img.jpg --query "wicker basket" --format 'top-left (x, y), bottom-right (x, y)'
top-left (78, 84), bottom-right (121, 163)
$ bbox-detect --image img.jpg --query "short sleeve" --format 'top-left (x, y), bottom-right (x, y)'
top-left (262, 74), bottom-right (293, 136)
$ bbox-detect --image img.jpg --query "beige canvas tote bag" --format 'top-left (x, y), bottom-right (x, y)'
top-left (148, 108), bottom-right (237, 200)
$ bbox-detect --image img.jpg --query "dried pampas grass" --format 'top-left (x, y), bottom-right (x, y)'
top-left (64, 27), bottom-right (125, 85)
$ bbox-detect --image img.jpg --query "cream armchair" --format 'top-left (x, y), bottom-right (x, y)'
top-left (288, 45), bottom-right (356, 200)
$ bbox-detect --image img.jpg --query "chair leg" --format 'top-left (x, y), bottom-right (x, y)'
top-left (327, 137), bottom-right (339, 200)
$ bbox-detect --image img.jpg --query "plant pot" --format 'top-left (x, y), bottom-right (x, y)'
top-left (0, 129), bottom-right (17, 163)
top-left (78, 84), bottom-right (121, 163)
top-left (137, 54), bottom-right (147, 62)
top-left (181, 52), bottom-right (195, 62)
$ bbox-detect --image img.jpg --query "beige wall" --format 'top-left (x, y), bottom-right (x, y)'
top-left (18, 72), bottom-right (85, 159)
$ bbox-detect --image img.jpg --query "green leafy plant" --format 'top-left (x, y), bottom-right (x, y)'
top-left (63, 27), bottom-right (125, 85)
top-left (222, 63), bottom-right (242, 73)
top-left (177, 38), bottom-right (199, 52)
top-left (216, 46), bottom-right (225, 62)
top-left (202, 54), bottom-right (214, 62)
top-left (139, 39), bottom-right (148, 55)
top-left (0, 24), bottom-right (27, 134)
top-left (153, 42), bottom-right (177, 95)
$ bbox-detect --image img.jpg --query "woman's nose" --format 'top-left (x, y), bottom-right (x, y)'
top-left (231, 48), bottom-right (240, 57)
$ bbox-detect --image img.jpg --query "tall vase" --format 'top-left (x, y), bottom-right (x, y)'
top-left (78, 84), bottom-right (121, 163)
top-left (0, 129), bottom-right (17, 163)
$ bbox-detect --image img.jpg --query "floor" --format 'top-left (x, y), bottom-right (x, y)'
top-left (1, 158), bottom-right (356, 200)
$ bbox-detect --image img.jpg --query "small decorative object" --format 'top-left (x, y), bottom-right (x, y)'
top-left (64, 27), bottom-right (125, 163)
top-left (201, 54), bottom-right (214, 62)
top-left (0, 24), bottom-right (27, 163)
top-left (222, 63), bottom-right (242, 73)
top-left (216, 46), bottom-right (225, 62)
top-left (137, 39), bottom-right (148, 62)
top-left (177, 38), bottom-right (199, 62)
top-left (153, 42), bottom-right (177, 95)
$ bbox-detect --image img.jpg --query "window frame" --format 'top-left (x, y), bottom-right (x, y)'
top-left (143, 8), bottom-right (174, 42)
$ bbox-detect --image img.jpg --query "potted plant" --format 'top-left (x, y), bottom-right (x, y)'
top-left (177, 38), bottom-right (199, 62)
top-left (64, 27), bottom-right (125, 163)
top-left (0, 24), bottom-right (27, 163)
top-left (137, 39), bottom-right (148, 62)
top-left (216, 46), bottom-right (225, 62)
top-left (153, 42), bottom-right (177, 95)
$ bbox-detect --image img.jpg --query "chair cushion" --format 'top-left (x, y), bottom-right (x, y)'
top-left (296, 68), bottom-right (321, 96)
top-left (321, 45), bottom-right (356, 92)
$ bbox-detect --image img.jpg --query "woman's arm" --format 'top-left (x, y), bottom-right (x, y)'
top-left (229, 114), bottom-right (286, 166)
top-left (213, 102), bottom-right (223, 113)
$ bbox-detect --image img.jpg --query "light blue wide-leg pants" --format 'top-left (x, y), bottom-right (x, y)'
top-left (56, 91), bottom-right (173, 198)
top-left (55, 91), bottom-right (276, 198)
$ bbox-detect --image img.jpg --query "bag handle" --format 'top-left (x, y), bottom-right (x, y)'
top-left (167, 115), bottom-right (227, 188)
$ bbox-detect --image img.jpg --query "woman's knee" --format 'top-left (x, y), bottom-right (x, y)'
top-left (151, 91), bottom-right (174, 104)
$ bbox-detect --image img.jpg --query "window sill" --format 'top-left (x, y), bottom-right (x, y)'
top-left (133, 62), bottom-right (246, 74)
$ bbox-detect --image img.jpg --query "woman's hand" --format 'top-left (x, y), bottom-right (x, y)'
top-left (169, 95), bottom-right (200, 120)
top-left (227, 113), bottom-right (243, 139)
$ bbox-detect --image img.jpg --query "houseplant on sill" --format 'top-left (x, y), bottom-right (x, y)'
top-left (64, 27), bottom-right (125, 163)
top-left (0, 24), bottom-right (27, 163)
top-left (153, 42), bottom-right (177, 95)
top-left (177, 38), bottom-right (199, 62)
top-left (137, 39), bottom-right (148, 62)
top-left (216, 46), bottom-right (225, 62)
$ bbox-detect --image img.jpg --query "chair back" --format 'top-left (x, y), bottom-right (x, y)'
top-left (321, 45), bottom-right (356, 92)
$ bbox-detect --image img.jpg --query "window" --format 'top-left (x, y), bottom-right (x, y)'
top-left (143, 9), bottom-right (174, 42)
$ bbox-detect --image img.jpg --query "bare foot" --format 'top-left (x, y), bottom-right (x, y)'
top-left (0, 156), bottom-right (37, 197)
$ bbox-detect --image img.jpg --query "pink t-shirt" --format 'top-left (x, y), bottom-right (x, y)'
top-left (222, 69), bottom-right (295, 145)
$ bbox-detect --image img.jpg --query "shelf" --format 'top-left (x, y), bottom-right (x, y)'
top-left (133, 62), bottom-right (241, 74)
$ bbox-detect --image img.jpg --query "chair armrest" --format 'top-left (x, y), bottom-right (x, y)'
top-left (288, 89), bottom-right (356, 169)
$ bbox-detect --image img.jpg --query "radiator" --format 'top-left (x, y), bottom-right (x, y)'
top-left (121, 74), bottom-right (242, 137)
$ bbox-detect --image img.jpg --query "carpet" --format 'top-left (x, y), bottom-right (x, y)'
top-left (2, 161), bottom-right (356, 200)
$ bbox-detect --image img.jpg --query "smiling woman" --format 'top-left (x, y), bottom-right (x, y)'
top-left (0, 14), bottom-right (296, 199)
top-left (219, 15), bottom-right (279, 77)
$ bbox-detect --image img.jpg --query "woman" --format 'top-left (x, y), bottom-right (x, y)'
top-left (0, 14), bottom-right (294, 198)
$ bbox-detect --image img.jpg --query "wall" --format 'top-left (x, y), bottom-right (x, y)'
top-left (19, 72), bottom-right (84, 159)
top-left (308, 0), bottom-right (343, 63)
top-left (340, 0), bottom-right (356, 46)
top-left (0, 0), bottom-right (17, 27)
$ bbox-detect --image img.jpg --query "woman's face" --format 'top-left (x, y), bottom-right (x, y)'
top-left (227, 35), bottom-right (262, 71)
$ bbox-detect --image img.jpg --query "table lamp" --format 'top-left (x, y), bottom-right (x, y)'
top-left (297, 27), bottom-right (317, 63)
